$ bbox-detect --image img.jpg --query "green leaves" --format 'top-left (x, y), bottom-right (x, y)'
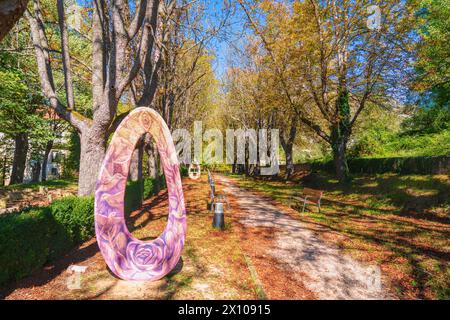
top-left (0, 196), bottom-right (95, 286)
top-left (0, 68), bottom-right (45, 136)
top-left (0, 69), bottom-right (31, 135)
top-left (411, 0), bottom-right (450, 106)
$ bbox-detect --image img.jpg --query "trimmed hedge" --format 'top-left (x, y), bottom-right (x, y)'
top-left (0, 197), bottom-right (94, 287)
top-left (125, 180), bottom-right (144, 214)
top-left (0, 208), bottom-right (54, 285)
top-left (0, 175), bottom-right (167, 287)
top-left (48, 197), bottom-right (95, 260)
top-left (310, 155), bottom-right (450, 175)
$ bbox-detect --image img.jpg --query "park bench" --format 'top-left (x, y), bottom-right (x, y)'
top-left (297, 188), bottom-right (324, 213)
top-left (207, 169), bottom-right (228, 212)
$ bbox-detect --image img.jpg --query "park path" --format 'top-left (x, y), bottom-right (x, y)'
top-left (217, 175), bottom-right (391, 300)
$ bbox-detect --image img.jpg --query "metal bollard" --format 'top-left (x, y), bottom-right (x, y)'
top-left (212, 202), bottom-right (225, 230)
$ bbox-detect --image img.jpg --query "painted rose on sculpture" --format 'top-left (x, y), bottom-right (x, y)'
top-left (127, 241), bottom-right (167, 273)
top-left (95, 108), bottom-right (186, 281)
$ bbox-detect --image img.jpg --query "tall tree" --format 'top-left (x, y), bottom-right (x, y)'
top-left (26, 0), bottom-right (163, 195)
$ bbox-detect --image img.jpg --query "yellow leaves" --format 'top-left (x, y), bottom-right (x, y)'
top-left (117, 102), bottom-right (133, 115)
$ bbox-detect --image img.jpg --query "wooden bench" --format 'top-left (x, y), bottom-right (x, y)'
top-left (298, 188), bottom-right (324, 213)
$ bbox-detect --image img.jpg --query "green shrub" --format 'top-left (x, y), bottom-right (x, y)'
top-left (125, 180), bottom-right (144, 214)
top-left (311, 155), bottom-right (450, 175)
top-left (125, 176), bottom-right (166, 214)
top-left (0, 208), bottom-right (54, 286)
top-left (0, 175), bottom-right (168, 287)
top-left (49, 197), bottom-right (78, 244)
top-left (0, 197), bottom-right (94, 287)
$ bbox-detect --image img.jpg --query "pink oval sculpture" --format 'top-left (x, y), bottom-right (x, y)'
top-left (95, 108), bottom-right (186, 281)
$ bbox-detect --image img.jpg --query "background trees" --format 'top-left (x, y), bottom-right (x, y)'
top-left (0, 0), bottom-right (448, 188)
top-left (234, 0), bottom-right (419, 182)
top-left (0, 21), bottom-right (46, 185)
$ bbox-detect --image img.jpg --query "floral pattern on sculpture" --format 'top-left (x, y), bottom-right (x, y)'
top-left (95, 108), bottom-right (186, 281)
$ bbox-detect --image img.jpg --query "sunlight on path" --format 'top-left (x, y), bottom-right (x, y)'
top-left (218, 176), bottom-right (392, 300)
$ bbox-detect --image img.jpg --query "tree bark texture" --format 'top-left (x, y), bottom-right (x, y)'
top-left (0, 0), bottom-right (29, 41)
top-left (10, 132), bottom-right (29, 185)
top-left (41, 139), bottom-right (53, 181)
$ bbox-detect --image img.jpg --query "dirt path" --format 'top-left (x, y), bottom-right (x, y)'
top-left (218, 175), bottom-right (392, 300)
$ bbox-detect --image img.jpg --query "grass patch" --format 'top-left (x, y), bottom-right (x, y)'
top-left (1, 179), bottom-right (77, 192)
top-left (229, 172), bottom-right (449, 300)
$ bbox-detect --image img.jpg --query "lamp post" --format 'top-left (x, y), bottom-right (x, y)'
top-left (212, 202), bottom-right (225, 230)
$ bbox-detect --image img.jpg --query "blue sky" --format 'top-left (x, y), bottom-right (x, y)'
top-left (203, 0), bottom-right (247, 78)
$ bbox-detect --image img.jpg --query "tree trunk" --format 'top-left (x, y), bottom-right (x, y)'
top-left (2, 152), bottom-right (7, 186)
top-left (41, 140), bottom-right (53, 182)
top-left (78, 128), bottom-right (106, 196)
top-left (31, 161), bottom-right (41, 183)
top-left (10, 133), bottom-right (29, 185)
top-left (282, 143), bottom-right (295, 180)
top-left (331, 89), bottom-right (351, 183)
top-left (144, 134), bottom-right (160, 193)
top-left (0, 0), bottom-right (29, 41)
top-left (130, 141), bottom-right (144, 205)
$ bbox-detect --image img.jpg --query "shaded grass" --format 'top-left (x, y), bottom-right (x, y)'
top-left (1, 179), bottom-right (77, 192)
top-left (229, 172), bottom-right (450, 300)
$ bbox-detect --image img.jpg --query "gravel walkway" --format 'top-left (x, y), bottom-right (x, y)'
top-left (218, 175), bottom-right (391, 300)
